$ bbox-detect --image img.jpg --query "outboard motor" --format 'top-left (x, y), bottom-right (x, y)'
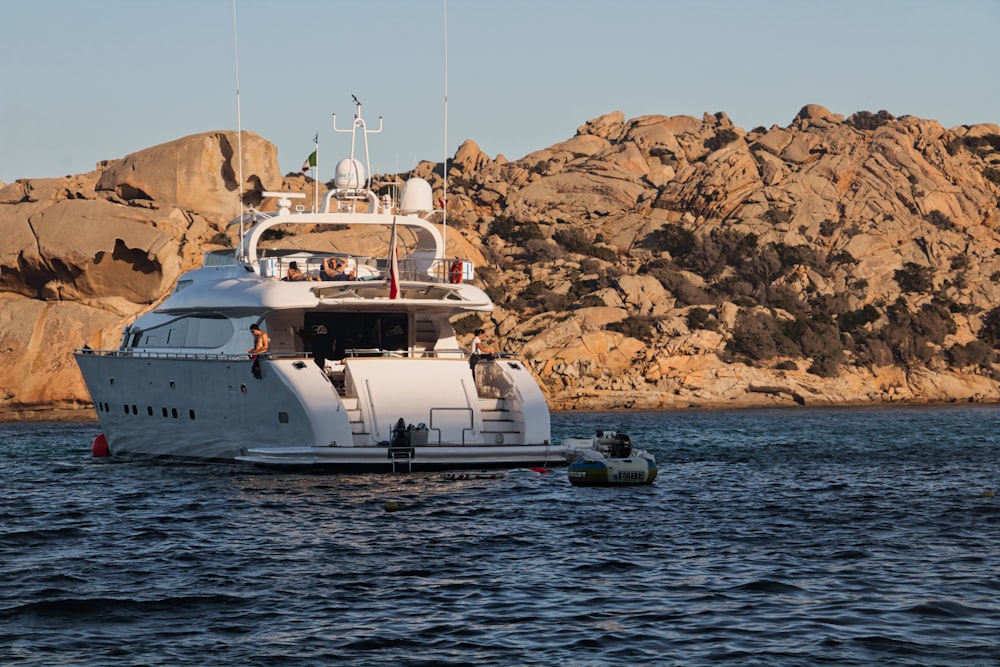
top-left (610, 433), bottom-right (632, 458)
top-left (391, 417), bottom-right (409, 447)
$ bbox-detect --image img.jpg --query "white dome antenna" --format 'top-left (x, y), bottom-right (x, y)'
top-left (334, 158), bottom-right (365, 190)
top-left (400, 178), bottom-right (433, 213)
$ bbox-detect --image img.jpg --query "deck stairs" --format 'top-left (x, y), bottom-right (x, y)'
top-left (341, 396), bottom-right (369, 438)
top-left (479, 397), bottom-right (521, 444)
top-left (340, 396), bottom-right (522, 445)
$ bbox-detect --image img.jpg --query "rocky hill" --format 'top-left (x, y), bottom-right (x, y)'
top-left (2, 104), bottom-right (1000, 420)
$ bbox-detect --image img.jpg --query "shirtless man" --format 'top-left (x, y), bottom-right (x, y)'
top-left (248, 323), bottom-right (270, 355)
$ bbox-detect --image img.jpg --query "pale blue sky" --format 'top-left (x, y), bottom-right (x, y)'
top-left (2, 0), bottom-right (998, 184)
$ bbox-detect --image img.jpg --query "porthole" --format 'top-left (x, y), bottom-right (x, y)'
top-left (147, 406), bottom-right (153, 416)
top-left (162, 407), bottom-right (168, 417)
top-left (172, 408), bottom-right (178, 419)
top-left (189, 409), bottom-right (196, 420)
top-left (132, 405), bottom-right (138, 415)
top-left (123, 404), bottom-right (129, 414)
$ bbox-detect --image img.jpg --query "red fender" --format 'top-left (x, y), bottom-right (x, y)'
top-left (448, 260), bottom-right (463, 284)
top-left (92, 433), bottom-right (110, 457)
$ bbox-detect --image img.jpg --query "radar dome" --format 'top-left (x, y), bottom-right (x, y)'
top-left (334, 158), bottom-right (365, 189)
top-left (399, 178), bottom-right (433, 213)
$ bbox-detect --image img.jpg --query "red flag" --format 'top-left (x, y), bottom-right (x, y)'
top-left (387, 218), bottom-right (400, 300)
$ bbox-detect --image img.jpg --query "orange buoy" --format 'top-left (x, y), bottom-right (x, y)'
top-left (91, 433), bottom-right (110, 458)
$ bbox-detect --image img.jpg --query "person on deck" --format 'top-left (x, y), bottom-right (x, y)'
top-left (284, 261), bottom-right (316, 281)
top-left (469, 328), bottom-right (493, 371)
top-left (248, 324), bottom-right (269, 356)
top-left (322, 257), bottom-right (355, 281)
top-left (321, 257), bottom-right (345, 280)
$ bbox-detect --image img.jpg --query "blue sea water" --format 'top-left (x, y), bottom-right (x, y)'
top-left (2, 405), bottom-right (999, 666)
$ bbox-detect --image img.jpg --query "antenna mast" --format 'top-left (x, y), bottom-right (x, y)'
top-left (442, 0), bottom-right (449, 260)
top-left (232, 0), bottom-right (246, 259)
top-left (332, 96), bottom-right (383, 212)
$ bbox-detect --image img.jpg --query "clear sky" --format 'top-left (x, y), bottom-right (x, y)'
top-left (2, 0), bottom-right (998, 184)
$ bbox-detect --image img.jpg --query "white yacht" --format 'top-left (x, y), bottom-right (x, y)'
top-left (74, 104), bottom-right (569, 472)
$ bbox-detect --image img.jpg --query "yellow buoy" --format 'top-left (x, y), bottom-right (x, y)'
top-left (980, 489), bottom-right (995, 498)
top-left (384, 500), bottom-right (399, 511)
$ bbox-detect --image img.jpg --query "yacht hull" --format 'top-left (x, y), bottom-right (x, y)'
top-left (74, 351), bottom-right (561, 470)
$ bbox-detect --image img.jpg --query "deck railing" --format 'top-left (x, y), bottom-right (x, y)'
top-left (256, 254), bottom-right (471, 284)
top-left (74, 348), bottom-right (498, 362)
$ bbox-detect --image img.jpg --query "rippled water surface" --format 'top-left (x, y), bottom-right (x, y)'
top-left (3, 406), bottom-right (1000, 665)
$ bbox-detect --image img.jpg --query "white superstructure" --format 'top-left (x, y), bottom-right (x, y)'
top-left (74, 103), bottom-right (566, 472)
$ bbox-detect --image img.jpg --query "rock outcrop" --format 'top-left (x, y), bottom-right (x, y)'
top-left (2, 106), bottom-right (1000, 419)
top-left (0, 131), bottom-right (281, 417)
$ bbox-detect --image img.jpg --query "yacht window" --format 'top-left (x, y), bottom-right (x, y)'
top-left (303, 312), bottom-right (408, 356)
top-left (134, 314), bottom-right (235, 349)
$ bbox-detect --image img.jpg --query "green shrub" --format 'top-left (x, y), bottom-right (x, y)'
top-left (978, 306), bottom-right (1000, 347)
top-left (553, 228), bottom-right (618, 261)
top-left (807, 353), bottom-right (843, 377)
top-left (962, 134), bottom-right (1000, 154)
top-left (827, 250), bottom-right (857, 265)
top-left (686, 307), bottom-right (717, 330)
top-left (727, 311), bottom-right (800, 361)
top-left (642, 260), bottom-right (715, 306)
top-left (488, 216), bottom-right (544, 244)
top-left (846, 109), bottom-right (895, 130)
top-left (684, 228), bottom-right (759, 278)
top-left (704, 128), bottom-right (739, 152)
top-left (523, 238), bottom-right (563, 261)
top-left (261, 229), bottom-right (290, 241)
top-left (736, 245), bottom-right (783, 284)
top-left (552, 228), bottom-right (591, 254)
top-left (644, 223), bottom-right (696, 256)
top-left (607, 315), bottom-right (658, 342)
top-left (838, 305), bottom-right (881, 332)
top-left (577, 294), bottom-right (607, 309)
top-left (484, 284), bottom-right (506, 305)
top-left (589, 245), bottom-right (618, 262)
top-left (912, 302), bottom-right (957, 345)
top-left (782, 314), bottom-right (842, 365)
top-left (850, 331), bottom-right (895, 367)
top-left (894, 262), bottom-right (933, 292)
top-left (510, 280), bottom-right (574, 314)
top-left (925, 210), bottom-right (955, 231)
top-left (947, 340), bottom-right (995, 367)
top-left (452, 314), bottom-right (483, 335)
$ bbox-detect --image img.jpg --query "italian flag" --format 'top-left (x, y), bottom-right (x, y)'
top-left (301, 150), bottom-right (317, 172)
